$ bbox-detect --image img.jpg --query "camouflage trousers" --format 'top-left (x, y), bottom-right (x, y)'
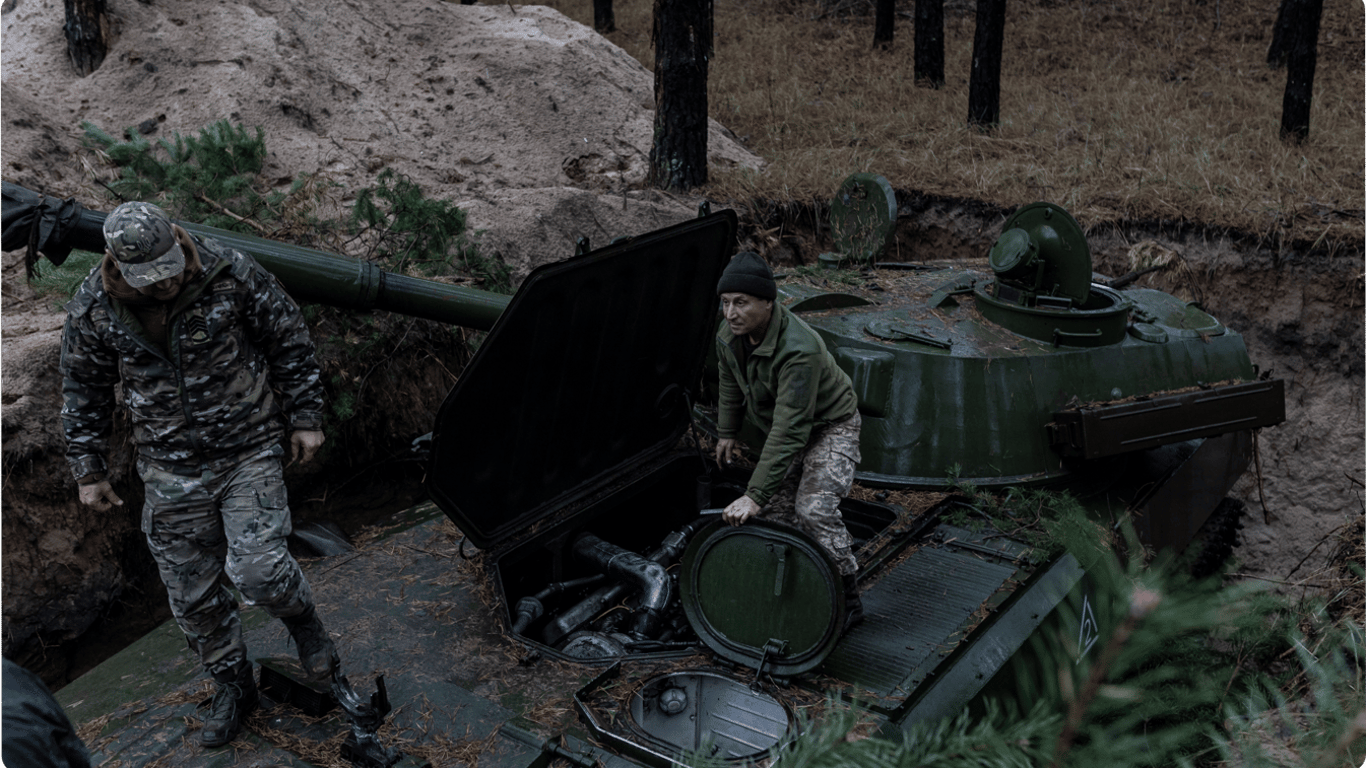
top-left (757, 411), bottom-right (862, 576)
top-left (139, 445), bottom-right (314, 676)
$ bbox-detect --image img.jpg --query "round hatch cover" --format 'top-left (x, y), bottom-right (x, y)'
top-left (829, 172), bottom-right (898, 264)
top-left (678, 520), bottom-right (845, 677)
top-left (629, 670), bottom-right (795, 760)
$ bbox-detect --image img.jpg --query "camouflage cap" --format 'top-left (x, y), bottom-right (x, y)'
top-left (103, 201), bottom-right (186, 288)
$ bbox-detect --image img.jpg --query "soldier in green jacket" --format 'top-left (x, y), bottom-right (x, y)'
top-left (713, 252), bottom-right (865, 630)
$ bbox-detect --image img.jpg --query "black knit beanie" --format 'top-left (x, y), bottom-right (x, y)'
top-left (716, 251), bottom-right (777, 300)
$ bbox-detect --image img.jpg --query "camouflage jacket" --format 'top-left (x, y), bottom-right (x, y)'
top-left (60, 235), bottom-right (325, 480)
top-left (716, 302), bottom-right (858, 506)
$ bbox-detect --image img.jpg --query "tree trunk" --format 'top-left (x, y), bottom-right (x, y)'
top-left (648, 0), bottom-right (712, 190)
top-left (873, 0), bottom-right (895, 50)
top-left (1278, 0), bottom-right (1323, 143)
top-left (1266, 0), bottom-right (1291, 67)
top-left (967, 0), bottom-right (1005, 130)
top-left (63, 0), bottom-right (108, 77)
top-left (594, 0), bottom-right (616, 33)
top-left (914, 0), bottom-right (944, 88)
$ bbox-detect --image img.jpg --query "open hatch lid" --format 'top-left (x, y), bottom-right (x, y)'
top-left (426, 211), bottom-right (738, 550)
top-left (679, 520), bottom-right (846, 677)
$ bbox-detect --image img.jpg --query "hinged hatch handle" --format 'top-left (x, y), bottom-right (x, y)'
top-left (769, 543), bottom-right (788, 596)
top-left (752, 638), bottom-right (789, 690)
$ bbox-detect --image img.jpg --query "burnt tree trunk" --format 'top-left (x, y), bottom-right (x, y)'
top-left (873, 0), bottom-right (895, 50)
top-left (1278, 0), bottom-right (1324, 143)
top-left (648, 0), bottom-right (712, 190)
top-left (914, 0), bottom-right (944, 87)
top-left (594, 0), bottom-right (616, 33)
top-left (63, 0), bottom-right (109, 77)
top-left (967, 0), bottom-right (1005, 129)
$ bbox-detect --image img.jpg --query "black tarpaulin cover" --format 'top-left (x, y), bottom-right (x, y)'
top-left (2, 182), bottom-right (92, 277)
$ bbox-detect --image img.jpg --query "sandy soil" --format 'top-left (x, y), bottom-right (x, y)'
top-left (2, 0), bottom-right (764, 274)
top-left (2, 0), bottom-right (1360, 687)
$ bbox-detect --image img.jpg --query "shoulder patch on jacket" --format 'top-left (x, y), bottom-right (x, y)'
top-left (225, 248), bottom-right (256, 282)
top-left (239, 259), bottom-right (262, 284)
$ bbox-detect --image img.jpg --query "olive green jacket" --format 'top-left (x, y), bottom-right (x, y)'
top-left (716, 302), bottom-right (858, 506)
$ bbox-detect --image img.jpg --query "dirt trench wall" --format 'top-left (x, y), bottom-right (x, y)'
top-left (0, 282), bottom-right (147, 684)
top-left (1103, 233), bottom-right (1364, 586)
top-left (1078, 222), bottom-right (1363, 589)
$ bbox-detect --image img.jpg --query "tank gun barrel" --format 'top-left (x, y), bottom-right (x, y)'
top-left (1, 183), bottom-right (510, 330)
top-left (178, 221), bottom-right (508, 330)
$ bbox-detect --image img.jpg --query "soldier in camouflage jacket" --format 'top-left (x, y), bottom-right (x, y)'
top-left (60, 224), bottom-right (325, 480)
top-left (59, 201), bottom-right (340, 748)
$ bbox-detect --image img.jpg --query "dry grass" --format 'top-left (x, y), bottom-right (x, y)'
top-left (539, 0), bottom-right (1363, 246)
top-left (1324, 510), bottom-right (1364, 622)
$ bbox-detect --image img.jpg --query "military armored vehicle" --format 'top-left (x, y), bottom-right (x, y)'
top-left (711, 180), bottom-right (1285, 559)
top-left (4, 182), bottom-right (1283, 768)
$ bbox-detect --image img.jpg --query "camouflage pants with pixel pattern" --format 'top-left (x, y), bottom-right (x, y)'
top-left (758, 411), bottom-right (862, 576)
top-left (139, 446), bottom-right (314, 676)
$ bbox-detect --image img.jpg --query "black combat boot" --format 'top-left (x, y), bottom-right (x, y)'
top-left (201, 661), bottom-right (258, 748)
top-left (282, 605), bottom-right (341, 681)
top-left (841, 573), bottom-right (864, 634)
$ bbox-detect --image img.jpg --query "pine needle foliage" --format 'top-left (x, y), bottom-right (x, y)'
top-left (81, 119), bottom-right (294, 232)
top-left (30, 249), bottom-right (104, 308)
top-left (748, 695), bottom-right (1058, 767)
top-left (349, 168), bottom-right (511, 294)
top-left (1214, 620), bottom-right (1366, 768)
top-left (37, 120), bottom-right (325, 304)
top-left (978, 515), bottom-right (1244, 766)
top-left (75, 119), bottom-right (511, 297)
top-left (351, 168), bottom-right (468, 272)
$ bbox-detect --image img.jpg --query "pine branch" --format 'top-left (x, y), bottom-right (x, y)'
top-left (1050, 587), bottom-right (1163, 768)
top-left (193, 193), bottom-right (270, 235)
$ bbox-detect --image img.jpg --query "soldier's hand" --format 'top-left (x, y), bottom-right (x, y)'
top-left (289, 430), bottom-right (326, 466)
top-left (722, 495), bottom-right (760, 526)
top-left (78, 480), bottom-right (124, 511)
top-left (715, 438), bottom-right (741, 468)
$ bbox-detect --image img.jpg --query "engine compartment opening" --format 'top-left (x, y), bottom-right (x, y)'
top-left (490, 456), bottom-right (900, 661)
